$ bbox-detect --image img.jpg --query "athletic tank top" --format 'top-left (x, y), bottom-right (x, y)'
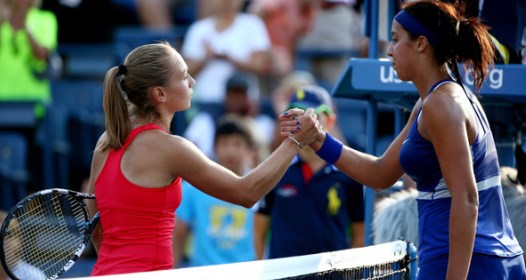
top-left (91, 124), bottom-right (182, 276)
top-left (399, 79), bottom-right (523, 266)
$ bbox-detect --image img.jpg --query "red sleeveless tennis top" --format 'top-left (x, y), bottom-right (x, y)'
top-left (91, 124), bottom-right (182, 276)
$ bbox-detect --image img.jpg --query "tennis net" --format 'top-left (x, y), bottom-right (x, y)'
top-left (63, 240), bottom-right (418, 280)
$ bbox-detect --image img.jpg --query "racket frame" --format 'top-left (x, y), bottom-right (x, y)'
top-left (0, 188), bottom-right (96, 280)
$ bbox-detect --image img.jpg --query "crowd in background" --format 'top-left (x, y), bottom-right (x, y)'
top-left (0, 0), bottom-right (373, 204)
top-left (0, 0), bottom-right (525, 276)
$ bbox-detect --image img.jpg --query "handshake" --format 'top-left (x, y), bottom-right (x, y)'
top-left (279, 108), bottom-right (343, 165)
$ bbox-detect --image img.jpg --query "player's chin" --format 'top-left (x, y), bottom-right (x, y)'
top-left (394, 70), bottom-right (411, 82)
top-left (182, 99), bottom-right (192, 110)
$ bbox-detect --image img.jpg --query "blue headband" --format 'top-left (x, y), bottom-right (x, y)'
top-left (394, 10), bottom-right (440, 45)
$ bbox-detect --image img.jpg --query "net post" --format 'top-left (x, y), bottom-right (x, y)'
top-left (407, 241), bottom-right (419, 279)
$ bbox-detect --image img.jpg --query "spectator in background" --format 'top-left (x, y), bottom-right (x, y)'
top-left (247, 0), bottom-right (318, 95)
top-left (268, 70), bottom-right (316, 151)
top-left (181, 0), bottom-right (271, 103)
top-left (183, 71), bottom-right (275, 162)
top-left (504, 167), bottom-right (526, 263)
top-left (500, 166), bottom-right (525, 202)
top-left (0, 0), bottom-right (57, 108)
top-left (297, 0), bottom-right (366, 88)
top-left (268, 72), bottom-right (348, 153)
top-left (254, 85), bottom-right (365, 260)
top-left (173, 116), bottom-right (258, 268)
top-left (373, 174), bottom-right (418, 246)
top-left (112, 0), bottom-right (173, 29)
top-left (0, 0), bottom-right (58, 192)
top-left (43, 0), bottom-right (180, 43)
top-left (195, 0), bottom-right (216, 19)
top-left (111, 0), bottom-right (198, 30)
top-left (270, 70), bottom-right (317, 117)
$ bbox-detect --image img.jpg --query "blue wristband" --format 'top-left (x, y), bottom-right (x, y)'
top-left (315, 133), bottom-right (343, 164)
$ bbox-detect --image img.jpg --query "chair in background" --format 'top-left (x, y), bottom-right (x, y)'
top-left (0, 132), bottom-right (29, 210)
top-left (0, 101), bottom-right (39, 129)
top-left (113, 26), bottom-right (187, 62)
top-left (57, 43), bottom-right (118, 80)
top-left (45, 79), bottom-right (105, 188)
top-left (0, 101), bottom-right (54, 190)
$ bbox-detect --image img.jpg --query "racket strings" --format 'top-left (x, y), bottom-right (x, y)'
top-left (2, 193), bottom-right (88, 279)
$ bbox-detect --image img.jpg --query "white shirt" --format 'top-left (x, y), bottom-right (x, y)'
top-left (182, 13), bottom-right (271, 103)
top-left (184, 112), bottom-right (275, 159)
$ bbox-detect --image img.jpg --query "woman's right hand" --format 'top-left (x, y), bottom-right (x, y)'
top-left (279, 108), bottom-right (323, 148)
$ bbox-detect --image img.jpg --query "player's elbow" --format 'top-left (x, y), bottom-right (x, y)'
top-left (236, 192), bottom-right (259, 209)
top-left (235, 179), bottom-right (265, 208)
top-left (238, 197), bottom-right (258, 209)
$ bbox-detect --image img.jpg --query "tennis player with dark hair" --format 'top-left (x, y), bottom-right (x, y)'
top-left (281, 1), bottom-right (525, 279)
top-left (85, 42), bottom-right (321, 276)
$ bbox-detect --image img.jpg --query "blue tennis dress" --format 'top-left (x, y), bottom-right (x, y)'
top-left (399, 80), bottom-right (523, 269)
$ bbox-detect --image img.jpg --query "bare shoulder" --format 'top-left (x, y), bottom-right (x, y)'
top-left (152, 132), bottom-right (213, 178)
top-left (144, 131), bottom-right (207, 161)
top-left (422, 82), bottom-right (465, 115)
top-left (160, 132), bottom-right (199, 151)
top-left (419, 82), bottom-right (469, 139)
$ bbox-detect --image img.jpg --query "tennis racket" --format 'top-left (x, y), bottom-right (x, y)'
top-left (0, 188), bottom-right (98, 280)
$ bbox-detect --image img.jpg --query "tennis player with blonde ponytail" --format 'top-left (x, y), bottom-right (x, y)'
top-left (85, 41), bottom-right (321, 276)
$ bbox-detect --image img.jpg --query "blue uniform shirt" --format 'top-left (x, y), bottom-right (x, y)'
top-left (256, 156), bottom-right (365, 259)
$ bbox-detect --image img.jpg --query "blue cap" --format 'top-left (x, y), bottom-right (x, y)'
top-left (288, 85), bottom-right (334, 115)
top-left (226, 72), bottom-right (250, 91)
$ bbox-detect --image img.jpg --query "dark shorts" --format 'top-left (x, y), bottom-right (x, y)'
top-left (417, 253), bottom-right (526, 280)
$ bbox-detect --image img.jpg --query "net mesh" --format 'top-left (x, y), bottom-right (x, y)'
top-left (256, 240), bottom-right (415, 280)
top-left (1, 192), bottom-right (89, 280)
top-left (63, 240), bottom-right (417, 280)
